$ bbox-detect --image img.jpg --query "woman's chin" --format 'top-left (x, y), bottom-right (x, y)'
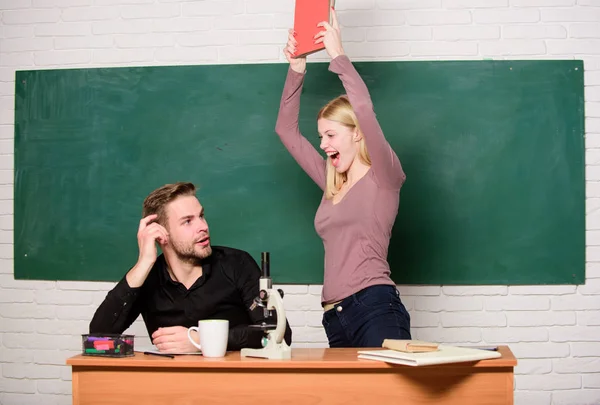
top-left (334, 165), bottom-right (347, 174)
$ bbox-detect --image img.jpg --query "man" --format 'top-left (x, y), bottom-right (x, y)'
top-left (89, 182), bottom-right (292, 353)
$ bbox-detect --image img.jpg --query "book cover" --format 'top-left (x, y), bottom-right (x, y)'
top-left (358, 345), bottom-right (502, 367)
top-left (292, 0), bottom-right (335, 58)
top-left (382, 339), bottom-right (439, 353)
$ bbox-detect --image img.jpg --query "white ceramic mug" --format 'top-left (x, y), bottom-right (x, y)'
top-left (187, 319), bottom-right (229, 357)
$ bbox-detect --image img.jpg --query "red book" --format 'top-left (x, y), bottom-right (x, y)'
top-left (292, 0), bottom-right (335, 58)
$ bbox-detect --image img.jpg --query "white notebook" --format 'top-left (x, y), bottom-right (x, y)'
top-left (358, 345), bottom-right (501, 367)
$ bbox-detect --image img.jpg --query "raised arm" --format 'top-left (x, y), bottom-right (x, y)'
top-left (315, 11), bottom-right (406, 189)
top-left (330, 56), bottom-right (405, 189)
top-left (274, 29), bottom-right (326, 191)
top-left (90, 214), bottom-right (167, 334)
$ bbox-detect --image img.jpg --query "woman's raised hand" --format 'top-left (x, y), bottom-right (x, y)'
top-left (284, 29), bottom-right (307, 74)
top-left (314, 8), bottom-right (344, 60)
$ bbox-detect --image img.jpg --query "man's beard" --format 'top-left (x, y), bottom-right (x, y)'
top-left (171, 238), bottom-right (212, 264)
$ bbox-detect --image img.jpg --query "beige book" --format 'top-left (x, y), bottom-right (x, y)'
top-left (382, 339), bottom-right (439, 353)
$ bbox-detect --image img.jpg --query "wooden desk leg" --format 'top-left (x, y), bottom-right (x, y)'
top-left (71, 369), bottom-right (80, 405)
top-left (508, 368), bottom-right (514, 405)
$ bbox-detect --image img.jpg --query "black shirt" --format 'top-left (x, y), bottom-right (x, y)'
top-left (89, 246), bottom-right (292, 351)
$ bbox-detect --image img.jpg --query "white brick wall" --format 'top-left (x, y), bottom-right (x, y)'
top-left (1, 1), bottom-right (599, 404)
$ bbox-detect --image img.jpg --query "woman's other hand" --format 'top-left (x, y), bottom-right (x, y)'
top-left (284, 28), bottom-right (307, 74)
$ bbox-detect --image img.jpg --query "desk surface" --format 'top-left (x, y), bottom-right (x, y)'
top-left (67, 346), bottom-right (516, 369)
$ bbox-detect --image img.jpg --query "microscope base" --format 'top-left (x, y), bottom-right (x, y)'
top-left (241, 341), bottom-right (292, 360)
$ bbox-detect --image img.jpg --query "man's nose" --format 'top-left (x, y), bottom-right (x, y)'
top-left (197, 218), bottom-right (208, 233)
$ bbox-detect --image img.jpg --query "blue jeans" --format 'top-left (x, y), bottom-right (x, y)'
top-left (322, 284), bottom-right (411, 348)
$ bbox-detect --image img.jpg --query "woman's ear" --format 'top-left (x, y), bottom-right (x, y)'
top-left (353, 128), bottom-right (362, 142)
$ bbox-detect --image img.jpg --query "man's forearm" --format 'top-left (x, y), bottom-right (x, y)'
top-left (125, 259), bottom-right (154, 288)
top-left (227, 326), bottom-right (265, 351)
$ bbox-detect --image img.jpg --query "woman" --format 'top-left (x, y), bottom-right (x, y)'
top-left (274, 10), bottom-right (411, 347)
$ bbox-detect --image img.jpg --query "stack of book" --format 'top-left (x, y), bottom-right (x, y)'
top-left (357, 340), bottom-right (502, 367)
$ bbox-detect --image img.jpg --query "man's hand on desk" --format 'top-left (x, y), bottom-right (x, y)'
top-left (151, 326), bottom-right (200, 353)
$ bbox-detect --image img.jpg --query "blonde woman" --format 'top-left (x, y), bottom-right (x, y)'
top-left (275, 10), bottom-right (411, 347)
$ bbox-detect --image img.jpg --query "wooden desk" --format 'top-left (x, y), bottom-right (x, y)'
top-left (67, 346), bottom-right (516, 405)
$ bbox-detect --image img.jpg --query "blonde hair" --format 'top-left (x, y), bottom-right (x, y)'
top-left (317, 95), bottom-right (371, 199)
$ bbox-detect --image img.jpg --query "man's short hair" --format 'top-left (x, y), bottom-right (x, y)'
top-left (142, 182), bottom-right (196, 225)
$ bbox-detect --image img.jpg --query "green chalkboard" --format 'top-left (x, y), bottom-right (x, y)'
top-left (14, 59), bottom-right (585, 285)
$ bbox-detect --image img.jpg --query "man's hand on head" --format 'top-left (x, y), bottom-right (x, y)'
top-left (151, 326), bottom-right (200, 353)
top-left (137, 214), bottom-right (169, 266)
top-left (126, 214), bottom-right (169, 288)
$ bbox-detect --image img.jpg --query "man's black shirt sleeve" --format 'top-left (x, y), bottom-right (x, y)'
top-left (89, 275), bottom-right (143, 335)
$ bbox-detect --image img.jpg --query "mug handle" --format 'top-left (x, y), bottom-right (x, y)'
top-left (187, 326), bottom-right (202, 351)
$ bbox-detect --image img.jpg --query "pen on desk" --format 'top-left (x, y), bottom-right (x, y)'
top-left (143, 351), bottom-right (175, 359)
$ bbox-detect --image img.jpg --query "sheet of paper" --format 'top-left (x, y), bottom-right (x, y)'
top-left (136, 349), bottom-right (203, 356)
